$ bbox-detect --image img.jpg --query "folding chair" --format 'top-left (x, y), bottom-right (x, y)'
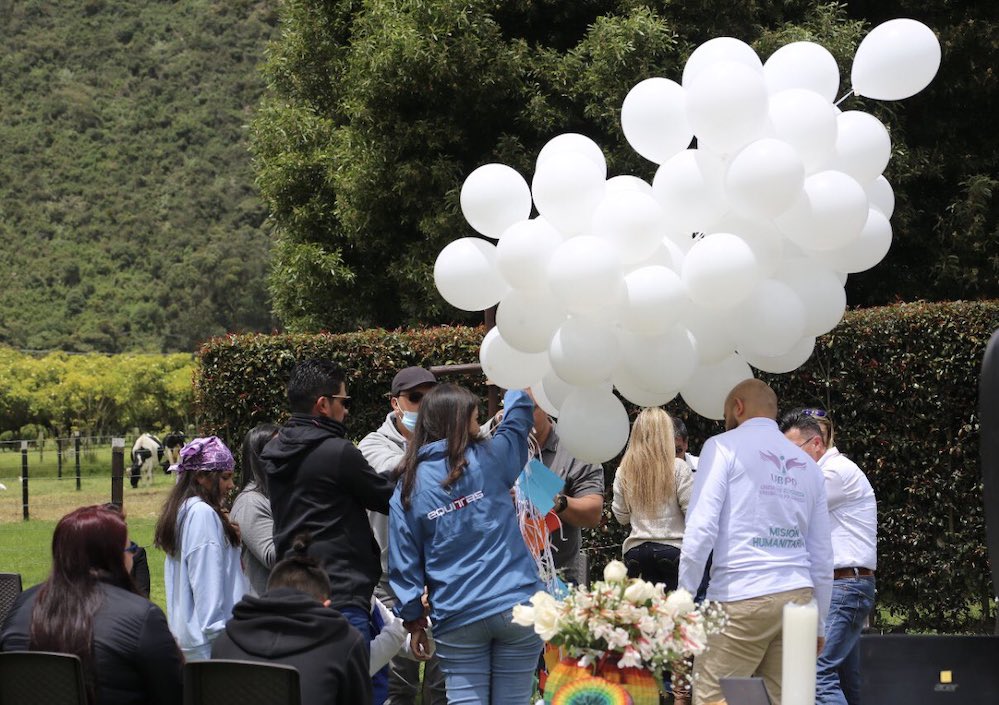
top-left (183, 659), bottom-right (301, 705)
top-left (0, 572), bottom-right (22, 626)
top-left (0, 651), bottom-right (87, 705)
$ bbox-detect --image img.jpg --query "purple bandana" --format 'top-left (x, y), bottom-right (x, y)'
top-left (171, 436), bottom-right (234, 474)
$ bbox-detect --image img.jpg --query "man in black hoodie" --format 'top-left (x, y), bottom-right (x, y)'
top-left (263, 359), bottom-right (395, 641)
top-left (212, 538), bottom-right (372, 705)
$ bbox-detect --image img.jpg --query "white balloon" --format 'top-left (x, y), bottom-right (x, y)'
top-left (479, 328), bottom-right (550, 390)
top-left (433, 238), bottom-right (509, 311)
top-left (651, 149), bottom-right (728, 234)
top-left (768, 88), bottom-right (839, 173)
top-left (742, 336), bottom-right (816, 374)
top-left (640, 236), bottom-right (687, 273)
top-left (541, 370), bottom-right (574, 411)
top-left (592, 190), bottom-right (668, 265)
top-left (529, 380), bottom-right (560, 418)
top-left (549, 317), bottom-right (620, 387)
top-left (865, 175), bottom-right (895, 218)
top-left (724, 138), bottom-right (805, 219)
top-left (605, 175), bottom-right (653, 196)
top-left (537, 133), bottom-right (608, 178)
top-left (709, 214), bottom-right (784, 277)
top-left (682, 305), bottom-right (735, 364)
top-left (763, 41), bottom-right (840, 102)
top-left (459, 164), bottom-right (533, 240)
top-left (776, 170), bottom-right (869, 251)
top-left (495, 289), bottom-right (567, 353)
top-left (532, 151), bottom-right (606, 236)
top-left (618, 327), bottom-right (698, 395)
top-left (777, 258), bottom-right (847, 337)
top-left (727, 279), bottom-right (807, 358)
top-left (682, 232), bottom-right (760, 310)
top-left (819, 208), bottom-right (893, 274)
top-left (831, 111), bottom-right (891, 184)
top-left (612, 364), bottom-right (678, 408)
top-left (680, 354), bottom-right (754, 420)
top-left (852, 19), bottom-right (941, 101)
top-left (686, 60), bottom-right (770, 155)
top-left (547, 236), bottom-right (624, 316)
top-left (556, 387), bottom-right (630, 463)
top-left (682, 37), bottom-right (763, 86)
top-left (621, 78), bottom-right (694, 165)
top-left (495, 218), bottom-right (565, 292)
top-left (620, 266), bottom-right (688, 336)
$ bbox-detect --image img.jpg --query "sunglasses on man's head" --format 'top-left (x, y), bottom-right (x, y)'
top-left (802, 408), bottom-right (828, 418)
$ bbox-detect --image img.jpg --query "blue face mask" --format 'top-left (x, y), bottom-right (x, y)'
top-left (400, 410), bottom-right (419, 432)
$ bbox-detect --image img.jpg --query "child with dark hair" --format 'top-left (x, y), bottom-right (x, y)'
top-left (1, 505), bottom-right (183, 705)
top-left (212, 535), bottom-right (373, 705)
top-left (154, 436), bottom-right (247, 660)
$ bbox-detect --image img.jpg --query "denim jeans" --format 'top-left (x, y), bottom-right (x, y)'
top-left (816, 577), bottom-right (876, 705)
top-left (434, 608), bottom-right (543, 705)
top-left (624, 542), bottom-right (681, 590)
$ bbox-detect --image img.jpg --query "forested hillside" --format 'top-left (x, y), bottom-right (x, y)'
top-left (0, 0), bottom-right (278, 353)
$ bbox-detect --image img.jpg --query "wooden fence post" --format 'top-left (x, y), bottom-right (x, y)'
top-left (111, 438), bottom-right (125, 507)
top-left (57, 437), bottom-right (63, 479)
top-left (74, 432), bottom-right (82, 491)
top-left (20, 440), bottom-right (29, 521)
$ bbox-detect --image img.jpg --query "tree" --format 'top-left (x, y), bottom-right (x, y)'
top-left (254, 1), bottom-right (998, 332)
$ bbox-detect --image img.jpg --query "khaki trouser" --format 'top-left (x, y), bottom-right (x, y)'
top-left (692, 587), bottom-right (815, 705)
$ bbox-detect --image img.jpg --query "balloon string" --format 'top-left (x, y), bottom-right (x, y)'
top-left (835, 89), bottom-right (854, 107)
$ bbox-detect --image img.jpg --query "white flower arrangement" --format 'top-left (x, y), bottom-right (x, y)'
top-left (513, 560), bottom-right (727, 674)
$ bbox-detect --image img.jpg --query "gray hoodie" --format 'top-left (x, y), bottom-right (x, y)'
top-left (358, 412), bottom-right (408, 577)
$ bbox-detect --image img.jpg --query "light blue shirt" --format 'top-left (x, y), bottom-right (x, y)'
top-left (165, 497), bottom-right (247, 659)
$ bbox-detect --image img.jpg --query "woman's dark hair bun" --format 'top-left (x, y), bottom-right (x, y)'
top-left (290, 532), bottom-right (313, 556)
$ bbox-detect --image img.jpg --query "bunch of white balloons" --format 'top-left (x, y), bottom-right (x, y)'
top-left (434, 18), bottom-right (941, 463)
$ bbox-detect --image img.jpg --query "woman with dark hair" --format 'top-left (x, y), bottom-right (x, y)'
top-left (0, 505), bottom-right (183, 705)
top-left (230, 422), bottom-right (280, 596)
top-left (389, 383), bottom-right (543, 704)
top-left (154, 435), bottom-right (247, 660)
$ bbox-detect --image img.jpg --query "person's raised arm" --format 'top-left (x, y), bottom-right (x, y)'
top-left (489, 389), bottom-right (534, 487)
top-left (341, 444), bottom-right (395, 514)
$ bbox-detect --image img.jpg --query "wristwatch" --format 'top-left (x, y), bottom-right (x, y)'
top-left (554, 493), bottom-right (568, 514)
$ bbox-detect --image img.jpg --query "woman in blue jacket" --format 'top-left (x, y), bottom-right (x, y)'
top-left (389, 384), bottom-right (543, 705)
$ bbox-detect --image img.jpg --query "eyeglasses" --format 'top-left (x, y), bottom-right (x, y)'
top-left (402, 391), bottom-right (425, 404)
top-left (802, 408), bottom-right (828, 418)
top-left (796, 435), bottom-right (818, 448)
top-left (323, 394), bottom-right (352, 409)
top-left (125, 541), bottom-right (140, 555)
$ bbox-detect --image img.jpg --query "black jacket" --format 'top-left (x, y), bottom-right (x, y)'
top-left (211, 587), bottom-right (371, 705)
top-left (0, 582), bottom-right (183, 705)
top-left (263, 413), bottom-right (394, 610)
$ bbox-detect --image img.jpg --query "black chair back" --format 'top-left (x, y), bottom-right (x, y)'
top-left (183, 660), bottom-right (301, 705)
top-left (0, 572), bottom-right (22, 626)
top-left (0, 651), bottom-right (87, 705)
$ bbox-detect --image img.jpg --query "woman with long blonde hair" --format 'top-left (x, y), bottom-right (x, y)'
top-left (612, 407), bottom-right (693, 590)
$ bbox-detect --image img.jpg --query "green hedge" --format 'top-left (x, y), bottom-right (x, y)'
top-left (195, 301), bottom-right (999, 633)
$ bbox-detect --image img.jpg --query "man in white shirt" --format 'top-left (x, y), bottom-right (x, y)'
top-left (673, 416), bottom-right (700, 471)
top-left (781, 409), bottom-right (877, 705)
top-left (678, 380), bottom-right (833, 705)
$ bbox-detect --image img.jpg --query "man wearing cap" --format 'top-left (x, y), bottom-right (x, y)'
top-left (359, 367), bottom-right (447, 705)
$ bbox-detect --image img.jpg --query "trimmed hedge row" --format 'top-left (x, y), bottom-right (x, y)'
top-left (195, 300), bottom-right (999, 632)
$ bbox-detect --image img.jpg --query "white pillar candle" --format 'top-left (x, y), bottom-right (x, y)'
top-left (782, 600), bottom-right (818, 705)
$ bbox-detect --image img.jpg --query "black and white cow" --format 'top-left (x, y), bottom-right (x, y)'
top-left (130, 434), bottom-right (164, 488)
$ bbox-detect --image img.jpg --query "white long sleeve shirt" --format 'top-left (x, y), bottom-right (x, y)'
top-left (678, 418), bottom-right (834, 630)
top-left (818, 447), bottom-right (877, 570)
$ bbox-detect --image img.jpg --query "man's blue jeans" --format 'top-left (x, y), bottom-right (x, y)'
top-left (434, 608), bottom-right (542, 705)
top-left (817, 577), bottom-right (876, 705)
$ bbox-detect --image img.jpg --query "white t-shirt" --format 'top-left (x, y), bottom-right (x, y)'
top-left (679, 418), bottom-right (833, 629)
top-left (818, 447), bottom-right (877, 570)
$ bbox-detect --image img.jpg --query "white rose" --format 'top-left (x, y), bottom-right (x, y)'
top-left (624, 580), bottom-right (657, 604)
top-left (665, 588), bottom-right (696, 615)
top-left (511, 603), bottom-right (535, 627)
top-left (603, 560), bottom-right (628, 583)
top-left (530, 592), bottom-right (562, 641)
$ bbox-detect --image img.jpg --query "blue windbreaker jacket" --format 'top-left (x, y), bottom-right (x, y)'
top-left (388, 389), bottom-right (543, 636)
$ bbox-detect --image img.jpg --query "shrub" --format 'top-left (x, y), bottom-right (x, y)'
top-left (195, 301), bottom-right (999, 633)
